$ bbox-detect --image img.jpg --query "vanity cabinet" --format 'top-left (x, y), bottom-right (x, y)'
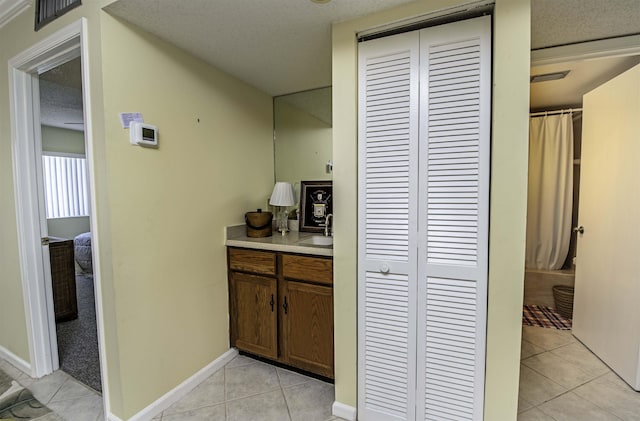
top-left (227, 247), bottom-right (334, 378)
top-left (230, 272), bottom-right (278, 359)
top-left (281, 280), bottom-right (333, 377)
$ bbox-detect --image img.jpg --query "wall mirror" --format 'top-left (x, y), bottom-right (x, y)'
top-left (273, 87), bottom-right (332, 210)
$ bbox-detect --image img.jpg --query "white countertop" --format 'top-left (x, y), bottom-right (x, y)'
top-left (224, 225), bottom-right (333, 257)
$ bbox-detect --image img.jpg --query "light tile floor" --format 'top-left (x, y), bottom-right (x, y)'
top-left (1, 354), bottom-right (340, 421)
top-left (519, 325), bottom-right (640, 420)
top-left (11, 328), bottom-right (634, 421)
top-left (0, 358), bottom-right (102, 421)
top-left (154, 354), bottom-right (338, 421)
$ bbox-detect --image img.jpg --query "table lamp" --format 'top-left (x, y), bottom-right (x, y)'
top-left (269, 182), bottom-right (295, 235)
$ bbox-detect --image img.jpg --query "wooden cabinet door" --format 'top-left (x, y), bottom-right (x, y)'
top-left (230, 272), bottom-right (278, 359)
top-left (282, 281), bottom-right (334, 378)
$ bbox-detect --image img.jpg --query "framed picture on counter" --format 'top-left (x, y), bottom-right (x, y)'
top-left (299, 180), bottom-right (333, 233)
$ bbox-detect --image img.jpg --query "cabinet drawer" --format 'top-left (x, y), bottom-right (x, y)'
top-left (282, 254), bottom-right (333, 285)
top-left (228, 248), bottom-right (276, 276)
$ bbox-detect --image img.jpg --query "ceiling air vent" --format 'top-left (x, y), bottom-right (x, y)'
top-left (530, 70), bottom-right (570, 83)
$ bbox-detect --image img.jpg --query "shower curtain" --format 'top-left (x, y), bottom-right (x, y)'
top-left (526, 113), bottom-right (574, 270)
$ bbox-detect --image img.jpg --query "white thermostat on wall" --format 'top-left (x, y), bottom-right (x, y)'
top-left (130, 122), bottom-right (158, 148)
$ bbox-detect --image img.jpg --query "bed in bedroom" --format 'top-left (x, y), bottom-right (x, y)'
top-left (74, 232), bottom-right (93, 273)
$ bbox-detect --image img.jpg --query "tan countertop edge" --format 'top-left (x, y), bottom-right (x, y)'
top-left (225, 225), bottom-right (333, 257)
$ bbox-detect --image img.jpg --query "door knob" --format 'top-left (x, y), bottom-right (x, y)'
top-left (380, 263), bottom-right (390, 274)
top-left (573, 226), bottom-right (584, 234)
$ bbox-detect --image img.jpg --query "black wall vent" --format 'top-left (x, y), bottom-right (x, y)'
top-left (35, 0), bottom-right (82, 31)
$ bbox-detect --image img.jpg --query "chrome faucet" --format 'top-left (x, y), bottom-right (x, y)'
top-left (324, 213), bottom-right (333, 237)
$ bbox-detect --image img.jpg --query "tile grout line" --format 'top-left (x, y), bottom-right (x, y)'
top-left (523, 352), bottom-right (610, 394)
top-left (44, 375), bottom-right (69, 405)
top-left (566, 373), bottom-right (626, 421)
top-left (49, 377), bottom-right (100, 404)
top-left (277, 368), bottom-right (295, 421)
top-left (532, 387), bottom-right (625, 421)
top-left (224, 385), bottom-right (282, 405)
top-left (156, 356), bottom-right (332, 421)
top-left (522, 330), bottom-right (626, 421)
top-left (546, 341), bottom-right (611, 373)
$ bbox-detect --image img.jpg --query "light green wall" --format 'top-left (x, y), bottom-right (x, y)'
top-left (41, 125), bottom-right (85, 155)
top-left (331, 1), bottom-right (530, 419)
top-left (41, 125), bottom-right (90, 240)
top-left (484, 1), bottom-right (530, 419)
top-left (100, 14), bottom-right (274, 418)
top-left (274, 100), bottom-right (332, 191)
top-left (47, 217), bottom-right (90, 240)
top-left (1, 4), bottom-right (274, 420)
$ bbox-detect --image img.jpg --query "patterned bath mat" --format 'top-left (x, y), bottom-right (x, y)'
top-left (523, 304), bottom-right (572, 330)
top-left (0, 368), bottom-right (51, 420)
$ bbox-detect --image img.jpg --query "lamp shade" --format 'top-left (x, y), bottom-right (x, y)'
top-left (269, 182), bottom-right (295, 207)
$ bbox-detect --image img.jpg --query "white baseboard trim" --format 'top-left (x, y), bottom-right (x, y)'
top-left (107, 348), bottom-right (238, 421)
top-left (333, 401), bottom-right (357, 421)
top-left (0, 345), bottom-right (31, 376)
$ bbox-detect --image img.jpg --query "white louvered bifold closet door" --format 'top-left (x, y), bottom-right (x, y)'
top-left (358, 15), bottom-right (491, 421)
top-left (416, 16), bottom-right (491, 421)
top-left (358, 31), bottom-right (420, 421)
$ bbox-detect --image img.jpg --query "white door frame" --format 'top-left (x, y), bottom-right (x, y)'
top-left (8, 17), bottom-right (109, 410)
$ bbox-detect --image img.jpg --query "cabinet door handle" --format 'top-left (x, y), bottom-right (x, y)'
top-left (283, 296), bottom-right (288, 315)
top-left (270, 294), bottom-right (274, 312)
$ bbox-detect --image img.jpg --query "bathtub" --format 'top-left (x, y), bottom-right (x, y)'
top-left (523, 268), bottom-right (575, 308)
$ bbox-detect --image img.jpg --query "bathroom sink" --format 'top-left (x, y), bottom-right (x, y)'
top-left (299, 236), bottom-right (333, 247)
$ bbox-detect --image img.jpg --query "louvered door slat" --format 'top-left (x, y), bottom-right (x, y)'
top-left (417, 16), bottom-right (491, 421)
top-left (359, 15), bottom-right (490, 421)
top-left (359, 30), bottom-right (418, 421)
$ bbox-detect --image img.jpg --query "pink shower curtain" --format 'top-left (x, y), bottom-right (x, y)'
top-left (525, 113), bottom-right (574, 270)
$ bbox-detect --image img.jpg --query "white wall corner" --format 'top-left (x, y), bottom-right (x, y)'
top-left (0, 345), bottom-right (31, 376)
top-left (113, 349), bottom-right (238, 421)
top-left (0, 0), bottom-right (31, 29)
top-left (332, 401), bottom-right (357, 421)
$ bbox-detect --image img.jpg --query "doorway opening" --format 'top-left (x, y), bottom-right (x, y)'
top-left (38, 57), bottom-right (101, 392)
top-left (518, 39), bottom-right (640, 419)
top-left (523, 51), bottom-right (640, 322)
top-left (9, 18), bottom-right (108, 410)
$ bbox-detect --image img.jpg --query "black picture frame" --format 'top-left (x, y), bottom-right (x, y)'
top-left (299, 181), bottom-right (333, 233)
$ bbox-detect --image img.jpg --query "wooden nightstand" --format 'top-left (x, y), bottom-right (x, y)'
top-left (49, 237), bottom-right (78, 322)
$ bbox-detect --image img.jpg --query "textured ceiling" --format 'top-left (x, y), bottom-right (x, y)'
top-left (530, 55), bottom-right (640, 110)
top-left (530, 0), bottom-right (640, 109)
top-left (34, 0), bottom-right (640, 124)
top-left (103, 0), bottom-right (640, 100)
top-left (104, 0), bottom-right (417, 96)
top-left (39, 58), bottom-right (84, 132)
top-left (531, 0), bottom-right (640, 50)
top-left (40, 57), bottom-right (82, 90)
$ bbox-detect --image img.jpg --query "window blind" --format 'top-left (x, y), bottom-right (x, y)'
top-left (42, 155), bottom-right (90, 219)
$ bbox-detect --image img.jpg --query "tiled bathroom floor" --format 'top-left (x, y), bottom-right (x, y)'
top-left (518, 325), bottom-right (640, 420)
top-left (1, 354), bottom-right (340, 421)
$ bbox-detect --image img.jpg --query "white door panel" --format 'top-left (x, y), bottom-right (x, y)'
top-left (573, 63), bottom-right (640, 390)
top-left (358, 30), bottom-right (419, 420)
top-left (358, 16), bottom-right (491, 421)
